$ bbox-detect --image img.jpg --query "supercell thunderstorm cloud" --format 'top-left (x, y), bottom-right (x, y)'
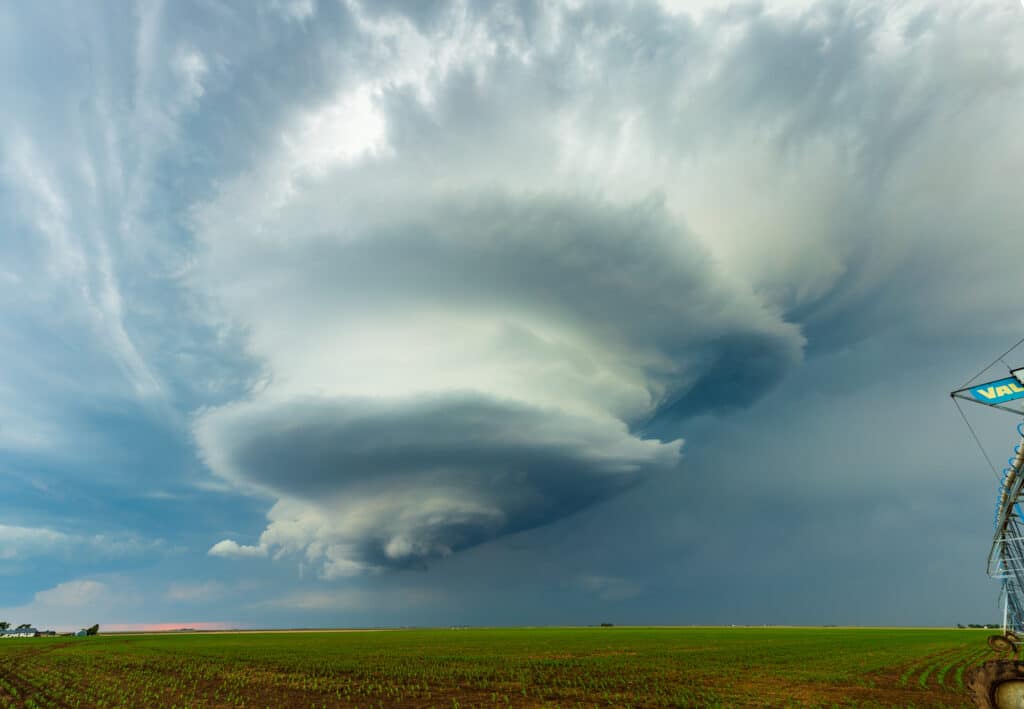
top-left (184, 2), bottom-right (813, 575)
top-left (194, 193), bottom-right (801, 574)
top-left (2, 0), bottom-right (1024, 628)
top-left (185, 0), bottom-right (1020, 580)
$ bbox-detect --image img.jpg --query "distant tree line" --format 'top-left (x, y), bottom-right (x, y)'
top-left (958, 623), bottom-right (1002, 629)
top-left (0, 621), bottom-right (99, 635)
top-left (0, 622), bottom-right (34, 631)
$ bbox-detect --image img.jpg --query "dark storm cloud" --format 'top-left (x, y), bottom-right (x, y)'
top-left (199, 393), bottom-right (680, 571)
top-left (205, 396), bottom-right (667, 497)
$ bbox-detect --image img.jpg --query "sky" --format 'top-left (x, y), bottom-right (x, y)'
top-left (1, 0), bottom-right (1024, 632)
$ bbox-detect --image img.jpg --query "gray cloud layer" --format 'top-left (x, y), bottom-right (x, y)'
top-left (200, 393), bottom-right (680, 574)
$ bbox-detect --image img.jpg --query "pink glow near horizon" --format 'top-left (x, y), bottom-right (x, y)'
top-left (100, 622), bottom-right (237, 632)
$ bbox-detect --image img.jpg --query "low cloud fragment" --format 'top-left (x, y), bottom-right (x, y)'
top-left (207, 540), bottom-right (267, 559)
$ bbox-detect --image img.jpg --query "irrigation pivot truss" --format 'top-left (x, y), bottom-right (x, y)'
top-left (983, 419), bottom-right (1024, 632)
top-left (951, 341), bottom-right (1024, 708)
top-left (952, 365), bottom-right (1024, 633)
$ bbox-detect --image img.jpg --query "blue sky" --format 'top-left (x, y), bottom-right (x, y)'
top-left (2, 0), bottom-right (1024, 631)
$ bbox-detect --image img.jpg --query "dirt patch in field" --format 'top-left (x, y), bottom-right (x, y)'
top-left (728, 676), bottom-right (969, 709)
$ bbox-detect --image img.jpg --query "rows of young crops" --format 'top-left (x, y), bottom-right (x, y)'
top-left (896, 642), bottom-right (991, 692)
top-left (0, 627), bottom-right (998, 707)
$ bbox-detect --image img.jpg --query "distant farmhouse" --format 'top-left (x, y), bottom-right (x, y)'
top-left (0, 622), bottom-right (95, 638)
top-left (1, 626), bottom-right (39, 638)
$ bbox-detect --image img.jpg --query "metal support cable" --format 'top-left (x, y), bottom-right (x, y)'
top-left (960, 335), bottom-right (1024, 389)
top-left (954, 396), bottom-right (1002, 481)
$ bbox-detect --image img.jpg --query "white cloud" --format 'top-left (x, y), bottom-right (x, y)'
top-left (208, 539), bottom-right (268, 559)
top-left (172, 45), bottom-right (208, 107)
top-left (0, 525), bottom-right (68, 561)
top-left (0, 524), bottom-right (162, 564)
top-left (283, 85), bottom-right (389, 177)
top-left (0, 578), bottom-right (143, 631)
top-left (34, 579), bottom-right (108, 608)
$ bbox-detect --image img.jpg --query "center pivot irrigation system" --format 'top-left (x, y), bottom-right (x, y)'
top-left (951, 336), bottom-right (1024, 708)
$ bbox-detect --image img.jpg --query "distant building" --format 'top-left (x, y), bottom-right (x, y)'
top-left (1, 627), bottom-right (39, 638)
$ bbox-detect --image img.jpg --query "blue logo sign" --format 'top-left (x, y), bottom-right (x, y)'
top-left (970, 377), bottom-right (1024, 405)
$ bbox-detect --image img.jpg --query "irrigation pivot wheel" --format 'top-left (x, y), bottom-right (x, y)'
top-left (991, 635), bottom-right (1018, 653)
top-left (967, 660), bottom-right (1024, 708)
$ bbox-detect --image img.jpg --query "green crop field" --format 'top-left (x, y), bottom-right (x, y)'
top-left (0, 627), bottom-right (998, 708)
